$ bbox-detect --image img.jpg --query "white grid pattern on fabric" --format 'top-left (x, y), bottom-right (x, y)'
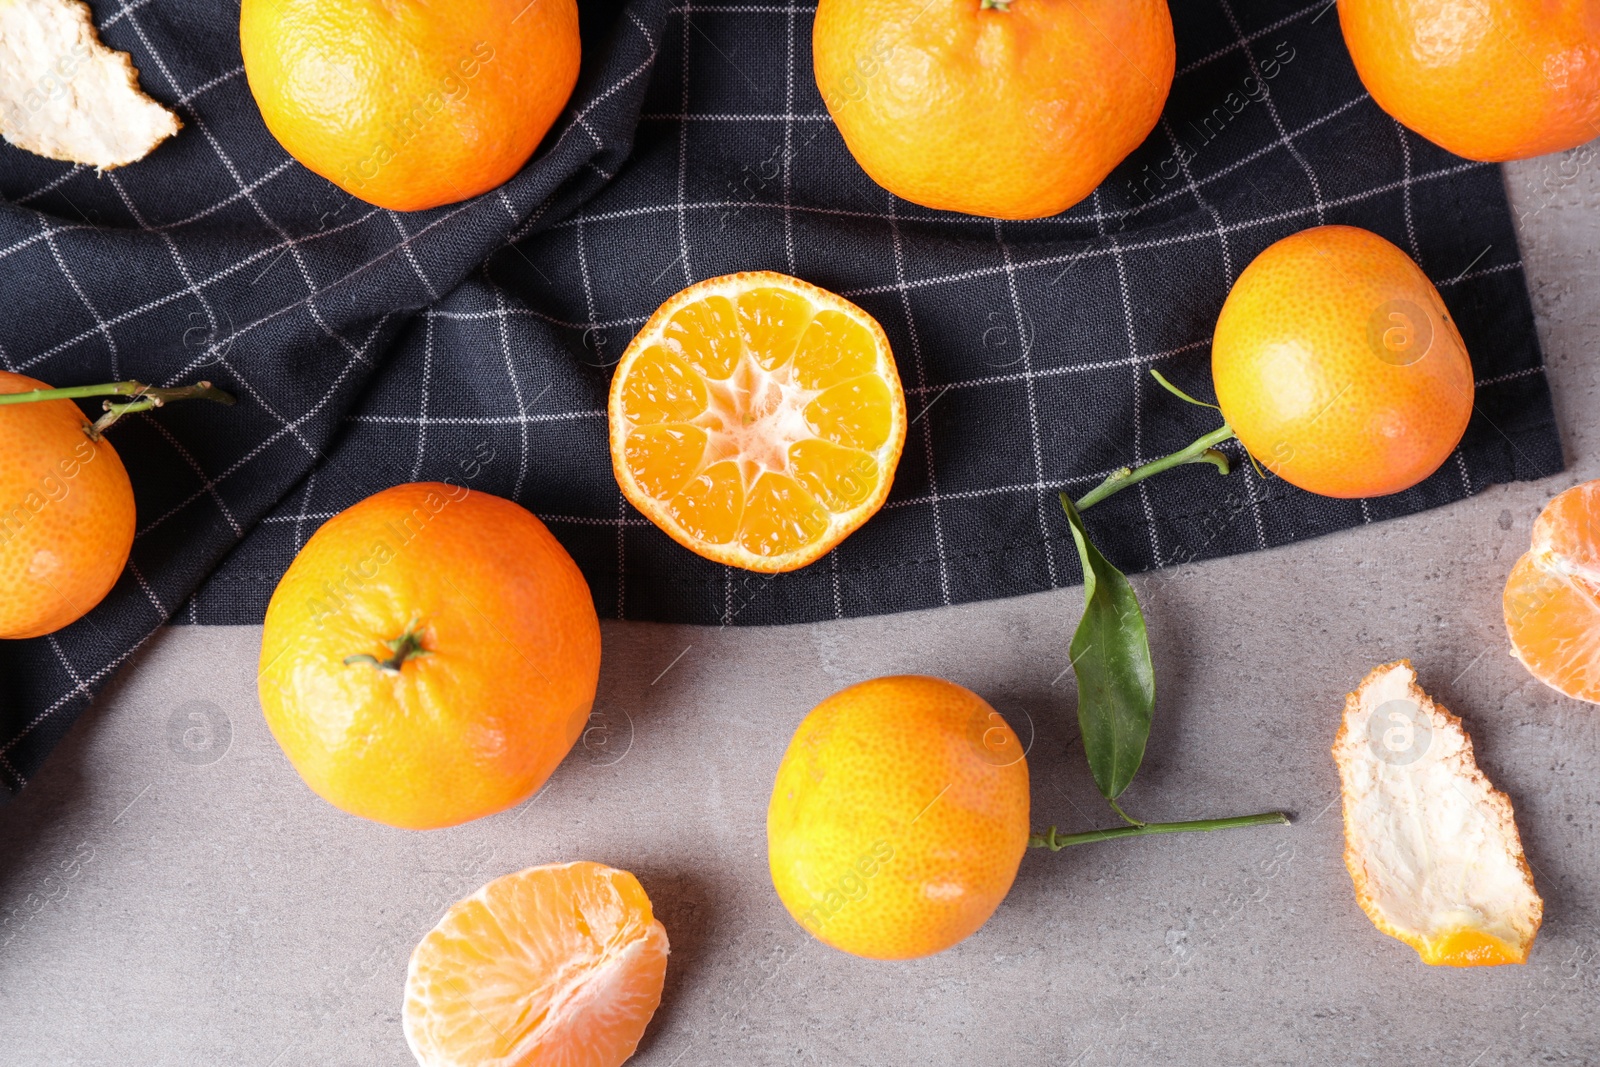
top-left (887, 194), bottom-right (952, 607)
top-left (0, 0), bottom-right (672, 787)
top-left (0, 0), bottom-right (1566, 796)
top-left (993, 218), bottom-right (1060, 587)
top-left (198, 0), bottom-right (1553, 613)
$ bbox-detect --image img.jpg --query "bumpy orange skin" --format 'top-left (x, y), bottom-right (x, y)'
top-left (1504, 479), bottom-right (1600, 704)
top-left (0, 372), bottom-right (135, 640)
top-left (1339, 0), bottom-right (1600, 162)
top-left (767, 675), bottom-right (1030, 960)
top-left (1212, 225), bottom-right (1474, 499)
top-left (258, 483), bottom-right (601, 830)
top-left (240, 0), bottom-right (581, 211)
top-left (814, 0), bottom-right (1175, 219)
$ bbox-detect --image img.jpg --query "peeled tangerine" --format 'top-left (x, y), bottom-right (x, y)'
top-left (404, 863), bottom-right (669, 1067)
top-left (1505, 479), bottom-right (1600, 704)
top-left (1334, 661), bottom-right (1542, 967)
top-left (609, 271), bottom-right (906, 573)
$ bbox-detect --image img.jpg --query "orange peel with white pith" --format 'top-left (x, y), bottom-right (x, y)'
top-left (0, 0), bottom-right (180, 168)
top-left (1333, 660), bottom-right (1542, 967)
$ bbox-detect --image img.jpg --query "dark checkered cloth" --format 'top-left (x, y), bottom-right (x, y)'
top-left (0, 0), bottom-right (1564, 799)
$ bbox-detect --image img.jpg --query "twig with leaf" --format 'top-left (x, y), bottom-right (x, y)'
top-left (1031, 377), bottom-right (1289, 850)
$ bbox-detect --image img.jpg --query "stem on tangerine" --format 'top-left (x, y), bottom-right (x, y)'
top-left (1072, 423), bottom-right (1237, 511)
top-left (344, 619), bottom-right (432, 675)
top-left (1029, 810), bottom-right (1289, 850)
top-left (0, 380), bottom-right (237, 439)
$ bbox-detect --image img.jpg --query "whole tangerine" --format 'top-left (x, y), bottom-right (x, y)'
top-left (813, 0), bottom-right (1175, 219)
top-left (1212, 225), bottom-right (1474, 499)
top-left (240, 0), bottom-right (581, 211)
top-left (1339, 0), bottom-right (1600, 161)
top-left (0, 371), bottom-right (135, 640)
top-left (257, 483), bottom-right (601, 830)
top-left (767, 675), bottom-right (1031, 959)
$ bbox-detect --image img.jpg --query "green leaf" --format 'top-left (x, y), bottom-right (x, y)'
top-left (1059, 492), bottom-right (1156, 801)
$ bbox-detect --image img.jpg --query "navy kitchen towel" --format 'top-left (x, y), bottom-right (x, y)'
top-left (0, 0), bottom-right (1564, 798)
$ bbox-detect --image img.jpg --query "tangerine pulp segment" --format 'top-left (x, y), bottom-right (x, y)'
top-left (403, 862), bottom-right (669, 1067)
top-left (1504, 479), bottom-right (1600, 704)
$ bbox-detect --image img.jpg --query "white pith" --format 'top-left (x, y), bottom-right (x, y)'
top-left (697, 353), bottom-right (822, 484)
top-left (1334, 661), bottom-right (1542, 962)
top-left (0, 0), bottom-right (181, 168)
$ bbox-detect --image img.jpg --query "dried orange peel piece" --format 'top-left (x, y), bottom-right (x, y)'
top-left (609, 271), bottom-right (906, 573)
top-left (403, 862), bottom-right (669, 1067)
top-left (1333, 661), bottom-right (1542, 967)
top-left (1504, 479), bottom-right (1600, 704)
top-left (0, 0), bottom-right (180, 168)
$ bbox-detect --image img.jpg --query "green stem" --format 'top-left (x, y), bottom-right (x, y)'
top-left (1029, 810), bottom-right (1289, 850)
top-left (1072, 424), bottom-right (1237, 511)
top-left (1107, 797), bottom-right (1146, 827)
top-left (344, 619), bottom-right (431, 675)
top-left (0, 380), bottom-right (237, 439)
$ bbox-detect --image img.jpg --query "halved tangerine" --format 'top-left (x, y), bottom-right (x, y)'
top-left (1504, 479), bottom-right (1600, 705)
top-left (403, 862), bottom-right (669, 1067)
top-left (608, 271), bottom-right (906, 572)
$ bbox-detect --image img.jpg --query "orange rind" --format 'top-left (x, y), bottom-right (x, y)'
top-left (1212, 225), bottom-right (1474, 499)
top-left (766, 675), bottom-right (1030, 960)
top-left (1333, 661), bottom-right (1542, 967)
top-left (257, 484), bottom-right (601, 830)
top-left (0, 371), bottom-right (136, 639)
top-left (0, 0), bottom-right (181, 168)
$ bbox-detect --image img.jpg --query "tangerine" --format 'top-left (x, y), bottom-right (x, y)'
top-left (609, 271), bottom-right (906, 573)
top-left (0, 371), bottom-right (134, 640)
top-left (240, 0), bottom-right (581, 211)
top-left (1339, 0), bottom-right (1600, 162)
top-left (1212, 225), bottom-right (1474, 499)
top-left (767, 675), bottom-right (1030, 959)
top-left (257, 483), bottom-right (601, 829)
top-left (404, 862), bottom-right (669, 1067)
top-left (1504, 479), bottom-right (1600, 704)
top-left (813, 0), bottom-right (1175, 219)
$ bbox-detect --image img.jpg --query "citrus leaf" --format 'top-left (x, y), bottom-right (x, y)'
top-left (1059, 493), bottom-right (1155, 801)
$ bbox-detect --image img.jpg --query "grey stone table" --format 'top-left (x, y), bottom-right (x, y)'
top-left (4, 156), bottom-right (1600, 1067)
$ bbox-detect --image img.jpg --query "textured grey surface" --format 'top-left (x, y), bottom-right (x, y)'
top-left (3, 154), bottom-right (1600, 1066)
